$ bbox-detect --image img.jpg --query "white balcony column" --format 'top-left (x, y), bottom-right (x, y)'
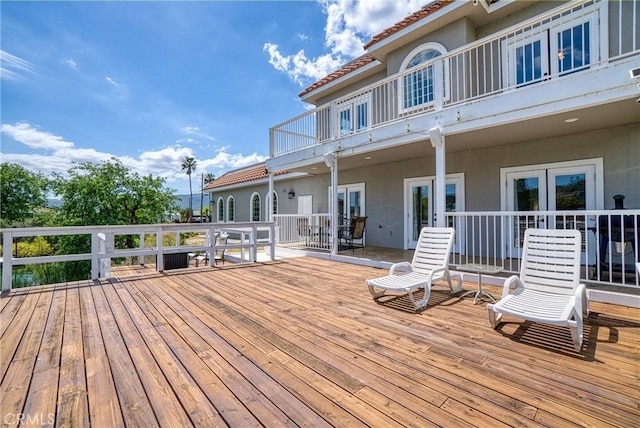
top-left (324, 152), bottom-right (338, 255)
top-left (429, 126), bottom-right (446, 227)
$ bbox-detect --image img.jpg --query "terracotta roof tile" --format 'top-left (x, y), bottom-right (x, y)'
top-left (299, 54), bottom-right (376, 97)
top-left (363, 0), bottom-right (452, 50)
top-left (299, 1), bottom-right (452, 97)
top-left (203, 163), bottom-right (288, 191)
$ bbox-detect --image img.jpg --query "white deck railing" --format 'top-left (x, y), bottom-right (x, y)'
top-left (270, 0), bottom-right (639, 156)
top-left (274, 214), bottom-right (333, 250)
top-left (446, 210), bottom-right (640, 289)
top-left (275, 210), bottom-right (640, 289)
top-left (0, 222), bottom-right (276, 291)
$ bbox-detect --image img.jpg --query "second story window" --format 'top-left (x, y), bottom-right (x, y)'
top-left (400, 42), bottom-right (447, 112)
top-left (338, 93), bottom-right (370, 136)
top-left (227, 196), bottom-right (235, 222)
top-left (251, 193), bottom-right (261, 222)
top-left (503, 3), bottom-right (598, 87)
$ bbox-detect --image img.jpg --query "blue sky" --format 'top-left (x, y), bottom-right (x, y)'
top-left (1, 0), bottom-right (424, 194)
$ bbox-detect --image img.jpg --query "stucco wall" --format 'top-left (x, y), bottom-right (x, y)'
top-left (343, 122), bottom-right (639, 249)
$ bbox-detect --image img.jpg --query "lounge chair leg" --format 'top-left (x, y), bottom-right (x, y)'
top-left (570, 324), bottom-right (583, 352)
top-left (488, 307), bottom-right (502, 329)
top-left (411, 286), bottom-right (430, 311)
top-left (368, 285), bottom-right (386, 300)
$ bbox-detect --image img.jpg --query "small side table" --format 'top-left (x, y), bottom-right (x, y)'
top-left (456, 264), bottom-right (503, 304)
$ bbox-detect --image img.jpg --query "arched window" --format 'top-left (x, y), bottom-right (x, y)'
top-left (272, 191), bottom-right (278, 215)
top-left (251, 192), bottom-right (261, 222)
top-left (227, 196), bottom-right (235, 222)
top-left (400, 42), bottom-right (447, 110)
top-left (217, 197), bottom-right (224, 222)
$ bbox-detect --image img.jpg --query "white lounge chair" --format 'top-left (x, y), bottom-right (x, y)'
top-left (488, 228), bottom-right (587, 352)
top-left (366, 227), bottom-right (461, 311)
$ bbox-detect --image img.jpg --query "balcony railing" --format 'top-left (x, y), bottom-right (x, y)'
top-left (274, 214), bottom-right (333, 250)
top-left (270, 0), bottom-right (639, 156)
top-left (1, 222), bottom-right (276, 291)
top-left (275, 210), bottom-right (640, 289)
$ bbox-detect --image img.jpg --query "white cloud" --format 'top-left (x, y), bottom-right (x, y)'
top-left (105, 76), bottom-right (117, 85)
top-left (1, 122), bottom-right (74, 150)
top-left (66, 58), bottom-right (78, 70)
top-left (1, 121), bottom-right (265, 193)
top-left (1, 50), bottom-right (38, 80)
top-left (264, 0), bottom-right (424, 86)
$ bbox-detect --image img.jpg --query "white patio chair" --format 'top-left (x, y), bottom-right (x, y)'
top-left (488, 228), bottom-right (587, 352)
top-left (366, 227), bottom-right (461, 311)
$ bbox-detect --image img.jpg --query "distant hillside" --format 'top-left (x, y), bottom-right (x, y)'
top-left (48, 194), bottom-right (209, 212)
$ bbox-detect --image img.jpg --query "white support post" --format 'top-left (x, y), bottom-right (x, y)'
top-left (324, 152), bottom-right (339, 255)
top-left (139, 232), bottom-right (145, 265)
top-left (2, 231), bottom-right (13, 291)
top-left (435, 139), bottom-right (446, 227)
top-left (267, 170), bottom-right (274, 222)
top-left (429, 126), bottom-right (446, 227)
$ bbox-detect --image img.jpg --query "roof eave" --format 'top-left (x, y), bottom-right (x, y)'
top-left (365, 1), bottom-right (465, 58)
top-left (300, 59), bottom-right (383, 105)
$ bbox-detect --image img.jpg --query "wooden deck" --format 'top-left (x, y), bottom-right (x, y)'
top-left (1, 257), bottom-right (639, 427)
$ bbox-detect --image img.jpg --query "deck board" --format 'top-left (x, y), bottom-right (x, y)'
top-left (1, 257), bottom-right (639, 427)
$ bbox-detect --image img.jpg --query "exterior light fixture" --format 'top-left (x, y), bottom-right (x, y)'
top-left (288, 189), bottom-right (295, 199)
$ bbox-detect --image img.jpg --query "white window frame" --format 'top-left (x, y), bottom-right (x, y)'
top-left (337, 93), bottom-right (371, 136)
top-left (399, 42), bottom-right (448, 114)
top-left (501, 3), bottom-right (602, 88)
top-left (217, 197), bottom-right (224, 222)
top-left (226, 195), bottom-right (235, 223)
top-left (250, 192), bottom-right (261, 222)
top-left (500, 158), bottom-right (604, 211)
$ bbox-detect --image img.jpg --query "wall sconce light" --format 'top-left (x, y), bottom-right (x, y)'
top-left (287, 188), bottom-right (295, 199)
top-left (429, 126), bottom-right (444, 147)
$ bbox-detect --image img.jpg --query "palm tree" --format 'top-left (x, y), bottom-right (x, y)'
top-left (201, 173), bottom-right (215, 222)
top-left (203, 173), bottom-right (215, 185)
top-left (181, 156), bottom-right (197, 218)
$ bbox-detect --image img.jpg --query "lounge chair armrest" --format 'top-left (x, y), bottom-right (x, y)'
top-left (502, 275), bottom-right (520, 298)
top-left (389, 262), bottom-right (412, 275)
top-left (427, 266), bottom-right (447, 282)
top-left (574, 283), bottom-right (588, 317)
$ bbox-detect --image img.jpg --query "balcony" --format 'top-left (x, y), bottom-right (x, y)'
top-left (270, 0), bottom-right (639, 162)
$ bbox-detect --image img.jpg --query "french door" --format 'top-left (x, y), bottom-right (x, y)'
top-left (404, 174), bottom-right (464, 250)
top-left (504, 161), bottom-right (599, 260)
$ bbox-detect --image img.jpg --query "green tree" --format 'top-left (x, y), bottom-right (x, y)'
top-left (50, 158), bottom-right (179, 278)
top-left (181, 156), bottom-right (197, 218)
top-left (204, 173), bottom-right (215, 185)
top-left (0, 163), bottom-right (49, 227)
top-left (52, 158), bottom-right (178, 227)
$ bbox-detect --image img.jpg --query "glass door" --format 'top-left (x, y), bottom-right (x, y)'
top-left (404, 175), bottom-right (463, 250)
top-left (406, 180), bottom-right (432, 249)
top-left (505, 163), bottom-right (596, 259)
top-left (332, 183), bottom-right (365, 243)
top-left (506, 170), bottom-right (547, 257)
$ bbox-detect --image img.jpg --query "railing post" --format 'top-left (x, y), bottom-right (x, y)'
top-left (156, 227), bottom-right (164, 272)
top-left (2, 231), bottom-right (13, 291)
top-left (91, 232), bottom-right (99, 279)
top-left (270, 223), bottom-right (276, 261)
top-left (251, 225), bottom-right (257, 262)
